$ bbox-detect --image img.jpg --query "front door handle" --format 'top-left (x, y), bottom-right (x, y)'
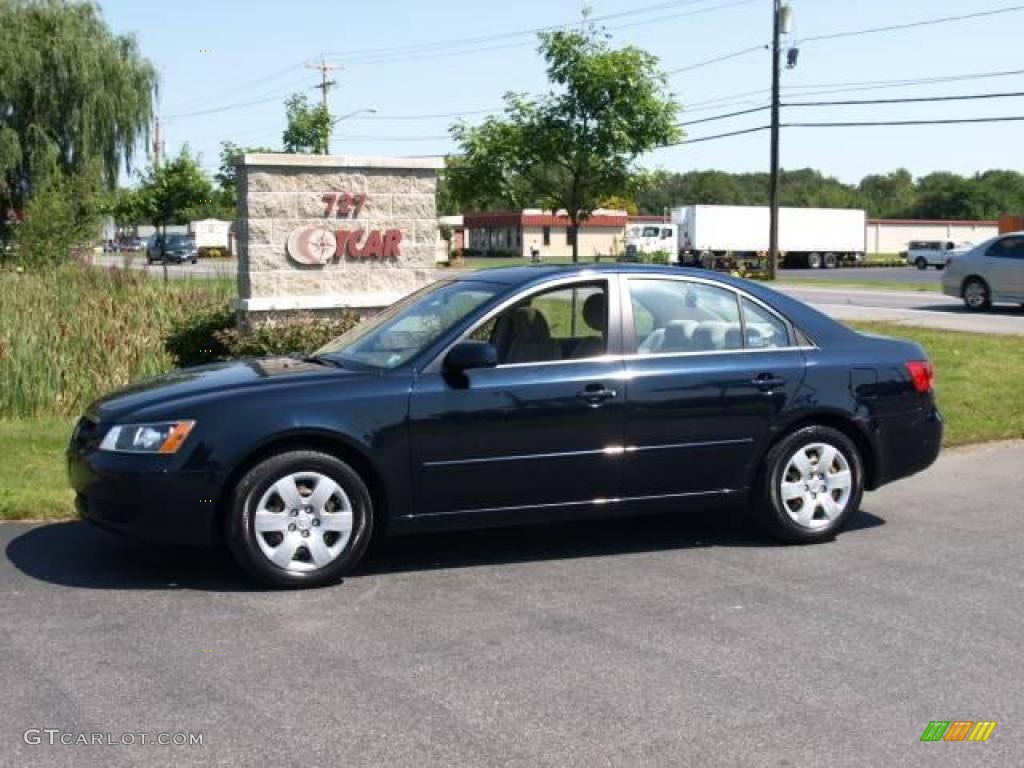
top-left (752, 373), bottom-right (786, 390)
top-left (577, 384), bottom-right (617, 405)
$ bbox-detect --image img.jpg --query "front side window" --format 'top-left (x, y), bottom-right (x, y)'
top-left (315, 280), bottom-right (500, 369)
top-left (630, 279), bottom-right (742, 354)
top-left (472, 281), bottom-right (609, 365)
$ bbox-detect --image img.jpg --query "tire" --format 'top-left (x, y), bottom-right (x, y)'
top-left (807, 252), bottom-right (822, 269)
top-left (962, 277), bottom-right (991, 311)
top-left (753, 425), bottom-right (864, 544)
top-left (226, 450), bottom-right (374, 588)
top-left (823, 252), bottom-right (838, 269)
top-left (915, 257), bottom-right (928, 270)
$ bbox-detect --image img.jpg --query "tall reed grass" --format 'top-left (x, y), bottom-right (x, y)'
top-left (0, 265), bottom-right (233, 419)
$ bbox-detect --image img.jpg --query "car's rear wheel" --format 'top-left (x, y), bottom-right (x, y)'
top-left (227, 450), bottom-right (373, 588)
top-left (755, 426), bottom-right (863, 543)
top-left (962, 277), bottom-right (990, 311)
top-left (915, 257), bottom-right (928, 270)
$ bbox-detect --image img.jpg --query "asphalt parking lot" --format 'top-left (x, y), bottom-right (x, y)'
top-left (2, 441), bottom-right (1022, 767)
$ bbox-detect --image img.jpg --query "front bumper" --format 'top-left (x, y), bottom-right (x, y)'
top-left (941, 281), bottom-right (961, 299)
top-left (68, 447), bottom-right (224, 547)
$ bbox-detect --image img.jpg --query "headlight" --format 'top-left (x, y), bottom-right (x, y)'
top-left (99, 420), bottom-right (196, 454)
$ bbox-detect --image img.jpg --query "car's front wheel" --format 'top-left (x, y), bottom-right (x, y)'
top-left (962, 277), bottom-right (990, 311)
top-left (227, 450), bottom-right (374, 588)
top-left (915, 257), bottom-right (928, 270)
top-left (755, 426), bottom-right (863, 543)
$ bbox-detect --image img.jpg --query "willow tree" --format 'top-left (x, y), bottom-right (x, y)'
top-left (0, 0), bottom-right (157, 223)
top-left (448, 20), bottom-right (679, 262)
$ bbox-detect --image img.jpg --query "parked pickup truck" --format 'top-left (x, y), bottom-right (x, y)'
top-left (903, 240), bottom-right (973, 270)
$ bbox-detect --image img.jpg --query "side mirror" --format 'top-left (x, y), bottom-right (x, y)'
top-left (444, 341), bottom-right (498, 374)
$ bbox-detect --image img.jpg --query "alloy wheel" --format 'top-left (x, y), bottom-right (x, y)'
top-left (779, 442), bottom-right (853, 530)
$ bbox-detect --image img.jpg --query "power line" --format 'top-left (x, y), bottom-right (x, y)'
top-left (161, 61), bottom-right (307, 113)
top-left (666, 44), bottom-right (764, 75)
top-left (336, 0), bottom-right (753, 68)
top-left (785, 90), bottom-right (1024, 108)
top-left (164, 78), bottom-right (312, 120)
top-left (333, 0), bottom-right (741, 64)
top-left (801, 4), bottom-right (1024, 44)
top-left (677, 105), bottom-right (769, 126)
top-left (783, 115), bottom-right (1024, 128)
top-left (662, 125), bottom-right (770, 147)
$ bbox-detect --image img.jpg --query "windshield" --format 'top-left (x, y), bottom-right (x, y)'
top-left (315, 280), bottom-right (501, 369)
top-left (642, 226), bottom-right (662, 237)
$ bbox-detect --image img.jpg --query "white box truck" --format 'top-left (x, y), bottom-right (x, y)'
top-left (674, 205), bottom-right (866, 269)
top-left (624, 205), bottom-right (867, 269)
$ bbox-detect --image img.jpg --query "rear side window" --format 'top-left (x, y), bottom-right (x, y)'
top-left (741, 297), bottom-right (791, 348)
top-left (630, 279), bottom-right (796, 355)
top-left (986, 236), bottom-right (1024, 259)
top-left (629, 279), bottom-right (743, 353)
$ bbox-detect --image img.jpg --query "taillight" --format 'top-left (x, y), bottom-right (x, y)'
top-left (906, 360), bottom-right (934, 393)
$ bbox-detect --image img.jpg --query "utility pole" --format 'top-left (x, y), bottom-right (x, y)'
top-left (153, 116), bottom-right (163, 168)
top-left (307, 57), bottom-right (343, 154)
top-left (767, 0), bottom-right (782, 281)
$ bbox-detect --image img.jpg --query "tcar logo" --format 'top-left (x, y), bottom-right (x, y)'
top-left (286, 225), bottom-right (402, 266)
top-left (287, 226), bottom-right (337, 265)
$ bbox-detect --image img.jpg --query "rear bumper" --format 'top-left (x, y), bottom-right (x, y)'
top-left (871, 405), bottom-right (943, 489)
top-left (68, 449), bottom-right (224, 546)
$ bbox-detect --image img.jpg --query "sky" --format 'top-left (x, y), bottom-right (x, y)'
top-left (98, 0), bottom-right (1024, 186)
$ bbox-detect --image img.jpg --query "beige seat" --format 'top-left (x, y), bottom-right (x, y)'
top-left (502, 307), bottom-right (561, 364)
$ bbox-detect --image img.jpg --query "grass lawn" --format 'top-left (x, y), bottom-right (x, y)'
top-left (0, 419), bottom-right (75, 520)
top-left (0, 323), bottom-right (1020, 521)
top-left (777, 278), bottom-right (940, 293)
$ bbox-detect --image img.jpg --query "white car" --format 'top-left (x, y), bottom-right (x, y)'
top-left (941, 232), bottom-right (1024, 310)
top-left (904, 240), bottom-right (972, 270)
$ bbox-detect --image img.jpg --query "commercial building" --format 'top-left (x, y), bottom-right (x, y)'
top-left (464, 209), bottom-right (628, 260)
top-left (865, 219), bottom-right (998, 254)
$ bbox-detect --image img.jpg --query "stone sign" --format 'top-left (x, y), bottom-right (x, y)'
top-left (233, 153), bottom-right (444, 319)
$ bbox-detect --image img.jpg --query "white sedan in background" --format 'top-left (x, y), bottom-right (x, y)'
top-left (942, 232), bottom-right (1024, 311)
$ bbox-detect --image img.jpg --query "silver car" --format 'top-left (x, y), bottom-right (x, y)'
top-left (942, 232), bottom-right (1024, 311)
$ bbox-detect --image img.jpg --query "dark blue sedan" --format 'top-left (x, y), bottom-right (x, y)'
top-left (68, 266), bottom-right (942, 587)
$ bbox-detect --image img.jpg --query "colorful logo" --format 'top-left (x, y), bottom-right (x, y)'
top-left (920, 720), bottom-right (997, 742)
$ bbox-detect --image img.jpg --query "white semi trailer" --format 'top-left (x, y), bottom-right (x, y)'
top-left (625, 205), bottom-right (867, 269)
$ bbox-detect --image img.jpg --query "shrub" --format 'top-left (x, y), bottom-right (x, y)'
top-left (164, 305), bottom-right (235, 367)
top-left (164, 308), bottom-right (362, 367)
top-left (216, 313), bottom-right (360, 358)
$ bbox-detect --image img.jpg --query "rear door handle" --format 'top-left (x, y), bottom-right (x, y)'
top-left (577, 384), bottom-right (617, 405)
top-left (752, 373), bottom-right (786, 390)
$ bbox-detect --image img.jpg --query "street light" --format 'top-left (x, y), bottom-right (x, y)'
top-left (332, 107), bottom-right (379, 125)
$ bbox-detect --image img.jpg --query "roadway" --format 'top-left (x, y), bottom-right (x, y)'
top-left (2, 440), bottom-right (1022, 767)
top-left (90, 255), bottom-right (1024, 334)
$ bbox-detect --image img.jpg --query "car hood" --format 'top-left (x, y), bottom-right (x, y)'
top-left (87, 357), bottom-right (368, 423)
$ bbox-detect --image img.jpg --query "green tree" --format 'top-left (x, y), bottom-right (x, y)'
top-left (282, 94), bottom-right (331, 155)
top-left (0, 0), bottom-right (156, 241)
top-left (137, 148), bottom-right (214, 265)
top-left (216, 140), bottom-right (276, 205)
top-left (858, 169), bottom-right (917, 218)
top-left (449, 20), bottom-right (679, 261)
